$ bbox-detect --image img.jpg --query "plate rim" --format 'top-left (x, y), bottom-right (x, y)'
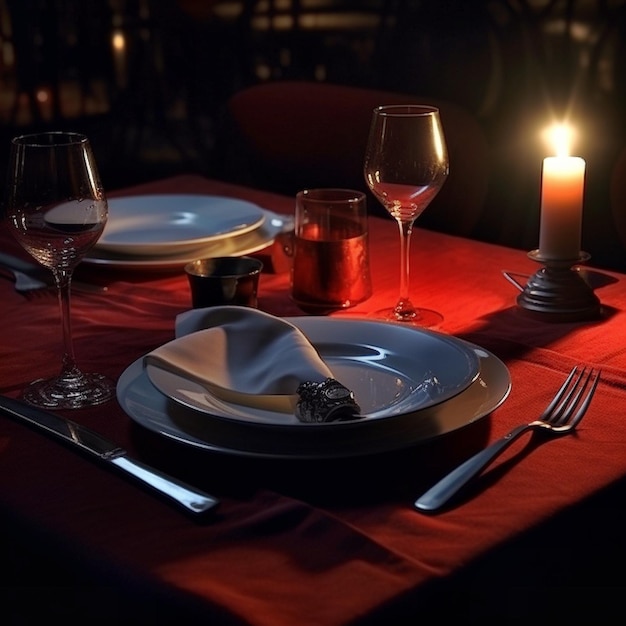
top-left (117, 334), bottom-right (511, 459)
top-left (84, 209), bottom-right (289, 269)
top-left (97, 194), bottom-right (267, 254)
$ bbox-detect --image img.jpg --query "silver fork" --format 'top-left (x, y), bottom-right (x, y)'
top-left (415, 366), bottom-right (600, 512)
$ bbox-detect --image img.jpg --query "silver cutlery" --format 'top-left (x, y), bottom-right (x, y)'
top-left (0, 252), bottom-right (107, 294)
top-left (0, 395), bottom-right (219, 517)
top-left (415, 365), bottom-right (600, 512)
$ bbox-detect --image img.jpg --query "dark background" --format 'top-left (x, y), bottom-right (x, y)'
top-left (2, 0), bottom-right (626, 269)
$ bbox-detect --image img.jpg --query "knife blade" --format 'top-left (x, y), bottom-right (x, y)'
top-left (0, 395), bottom-right (219, 517)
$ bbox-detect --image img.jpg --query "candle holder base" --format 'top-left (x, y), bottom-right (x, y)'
top-left (516, 250), bottom-right (601, 322)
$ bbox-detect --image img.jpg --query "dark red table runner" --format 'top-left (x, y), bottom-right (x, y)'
top-left (2, 175), bottom-right (626, 625)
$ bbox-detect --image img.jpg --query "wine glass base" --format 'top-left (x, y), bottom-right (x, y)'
top-left (21, 372), bottom-right (115, 410)
top-left (370, 307), bottom-right (443, 329)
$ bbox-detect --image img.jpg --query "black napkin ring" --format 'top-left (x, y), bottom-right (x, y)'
top-left (295, 378), bottom-right (361, 423)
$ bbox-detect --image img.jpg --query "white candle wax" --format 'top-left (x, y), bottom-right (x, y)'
top-left (538, 155), bottom-right (585, 260)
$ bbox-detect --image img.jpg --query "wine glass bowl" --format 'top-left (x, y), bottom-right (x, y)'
top-left (4, 131), bottom-right (114, 409)
top-left (364, 104), bottom-right (449, 326)
top-left (13, 200), bottom-right (107, 277)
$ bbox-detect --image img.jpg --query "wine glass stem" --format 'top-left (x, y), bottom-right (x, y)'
top-left (396, 219), bottom-right (415, 314)
top-left (53, 269), bottom-right (80, 377)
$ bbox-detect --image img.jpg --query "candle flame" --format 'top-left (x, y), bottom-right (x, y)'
top-left (543, 123), bottom-right (576, 157)
top-left (112, 31), bottom-right (125, 52)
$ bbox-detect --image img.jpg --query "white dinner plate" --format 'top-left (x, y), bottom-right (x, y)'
top-left (96, 194), bottom-right (266, 256)
top-left (145, 318), bottom-right (481, 426)
top-left (84, 210), bottom-right (290, 269)
top-left (117, 325), bottom-right (511, 459)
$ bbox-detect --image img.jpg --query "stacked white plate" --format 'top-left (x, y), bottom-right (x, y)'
top-left (85, 194), bottom-right (291, 269)
top-left (117, 318), bottom-right (511, 459)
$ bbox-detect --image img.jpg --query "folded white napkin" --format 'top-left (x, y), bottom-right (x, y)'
top-left (144, 306), bottom-right (346, 416)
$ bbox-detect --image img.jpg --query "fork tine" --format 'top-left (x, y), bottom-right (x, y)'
top-left (567, 369), bottom-right (600, 429)
top-left (539, 366), bottom-right (579, 422)
top-left (552, 367), bottom-right (599, 427)
top-left (551, 366), bottom-right (588, 425)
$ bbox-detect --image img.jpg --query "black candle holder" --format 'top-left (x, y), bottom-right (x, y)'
top-left (516, 250), bottom-right (601, 322)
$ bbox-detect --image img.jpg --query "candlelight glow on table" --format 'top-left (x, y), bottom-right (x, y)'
top-left (515, 122), bottom-right (601, 321)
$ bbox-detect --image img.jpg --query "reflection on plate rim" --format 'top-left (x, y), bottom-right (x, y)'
top-left (84, 210), bottom-right (288, 269)
top-left (97, 194), bottom-right (266, 254)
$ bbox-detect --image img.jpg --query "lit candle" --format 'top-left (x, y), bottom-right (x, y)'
top-left (538, 125), bottom-right (585, 260)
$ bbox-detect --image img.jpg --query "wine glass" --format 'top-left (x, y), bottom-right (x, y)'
top-left (364, 104), bottom-right (449, 327)
top-left (4, 131), bottom-right (115, 409)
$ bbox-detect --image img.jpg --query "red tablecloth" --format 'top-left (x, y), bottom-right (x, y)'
top-left (2, 174), bottom-right (626, 624)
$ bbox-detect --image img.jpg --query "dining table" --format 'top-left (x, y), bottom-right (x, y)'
top-left (2, 173), bottom-right (626, 625)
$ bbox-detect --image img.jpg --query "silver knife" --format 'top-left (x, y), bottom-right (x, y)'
top-left (0, 395), bottom-right (219, 517)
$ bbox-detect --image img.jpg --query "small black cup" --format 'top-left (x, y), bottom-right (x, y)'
top-left (184, 256), bottom-right (263, 309)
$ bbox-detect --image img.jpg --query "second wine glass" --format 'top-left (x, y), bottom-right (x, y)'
top-left (4, 131), bottom-right (115, 409)
top-left (364, 104), bottom-right (449, 327)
